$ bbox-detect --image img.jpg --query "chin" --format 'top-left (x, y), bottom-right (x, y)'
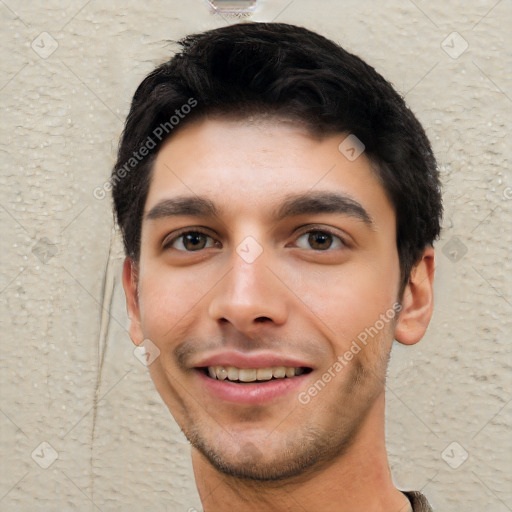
top-left (187, 423), bottom-right (348, 482)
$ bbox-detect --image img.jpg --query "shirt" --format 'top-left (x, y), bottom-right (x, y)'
top-left (403, 491), bottom-right (434, 512)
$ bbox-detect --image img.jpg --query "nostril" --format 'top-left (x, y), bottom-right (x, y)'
top-left (255, 317), bottom-right (272, 323)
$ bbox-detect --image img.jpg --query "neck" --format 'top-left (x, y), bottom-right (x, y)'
top-left (191, 394), bottom-right (412, 512)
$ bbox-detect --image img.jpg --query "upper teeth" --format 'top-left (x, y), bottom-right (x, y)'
top-left (207, 366), bottom-right (304, 382)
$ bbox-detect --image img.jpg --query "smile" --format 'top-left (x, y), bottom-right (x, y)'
top-left (205, 366), bottom-right (308, 382)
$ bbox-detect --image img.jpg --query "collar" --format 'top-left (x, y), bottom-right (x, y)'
top-left (402, 491), bottom-right (434, 512)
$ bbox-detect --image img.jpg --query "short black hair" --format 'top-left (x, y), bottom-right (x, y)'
top-left (112, 22), bottom-right (442, 293)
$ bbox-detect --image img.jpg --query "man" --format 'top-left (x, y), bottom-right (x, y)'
top-left (112, 22), bottom-right (442, 512)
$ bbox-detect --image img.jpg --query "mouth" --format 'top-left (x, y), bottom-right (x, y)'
top-left (192, 352), bottom-right (315, 404)
top-left (202, 365), bottom-right (312, 383)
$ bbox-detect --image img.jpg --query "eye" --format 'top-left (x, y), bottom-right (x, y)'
top-left (163, 230), bottom-right (219, 252)
top-left (294, 229), bottom-right (346, 251)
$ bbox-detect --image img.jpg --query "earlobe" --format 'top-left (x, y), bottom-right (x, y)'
top-left (394, 247), bottom-right (436, 346)
top-left (122, 257), bottom-right (144, 346)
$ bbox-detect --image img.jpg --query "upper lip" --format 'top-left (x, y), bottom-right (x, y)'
top-left (193, 351), bottom-right (314, 370)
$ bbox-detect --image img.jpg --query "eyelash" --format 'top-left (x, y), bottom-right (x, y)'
top-left (162, 226), bottom-right (349, 252)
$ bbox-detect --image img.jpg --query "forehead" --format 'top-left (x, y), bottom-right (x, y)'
top-left (144, 117), bottom-right (394, 225)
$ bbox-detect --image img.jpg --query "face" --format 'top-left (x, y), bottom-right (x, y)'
top-left (124, 116), bottom-right (404, 480)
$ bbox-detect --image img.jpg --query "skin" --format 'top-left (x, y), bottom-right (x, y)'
top-left (122, 116), bottom-right (435, 512)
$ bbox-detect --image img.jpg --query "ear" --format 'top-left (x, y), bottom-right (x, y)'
top-left (122, 257), bottom-right (144, 346)
top-left (394, 246), bottom-right (435, 346)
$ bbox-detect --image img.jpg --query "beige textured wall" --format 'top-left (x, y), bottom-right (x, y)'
top-left (1, 1), bottom-right (510, 511)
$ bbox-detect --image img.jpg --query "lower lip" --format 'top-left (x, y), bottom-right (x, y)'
top-left (196, 370), bottom-right (309, 405)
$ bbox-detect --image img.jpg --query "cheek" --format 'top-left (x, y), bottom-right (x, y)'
top-left (288, 255), bottom-right (400, 348)
top-left (137, 265), bottom-right (205, 343)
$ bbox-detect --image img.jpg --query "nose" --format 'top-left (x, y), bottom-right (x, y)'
top-left (208, 247), bottom-right (289, 337)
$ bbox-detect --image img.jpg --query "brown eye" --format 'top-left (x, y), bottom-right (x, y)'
top-left (295, 230), bottom-right (345, 251)
top-left (165, 231), bottom-right (217, 251)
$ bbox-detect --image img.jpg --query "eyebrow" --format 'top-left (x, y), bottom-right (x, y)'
top-left (145, 196), bottom-right (218, 220)
top-left (274, 191), bottom-right (373, 225)
top-left (145, 191), bottom-right (373, 226)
